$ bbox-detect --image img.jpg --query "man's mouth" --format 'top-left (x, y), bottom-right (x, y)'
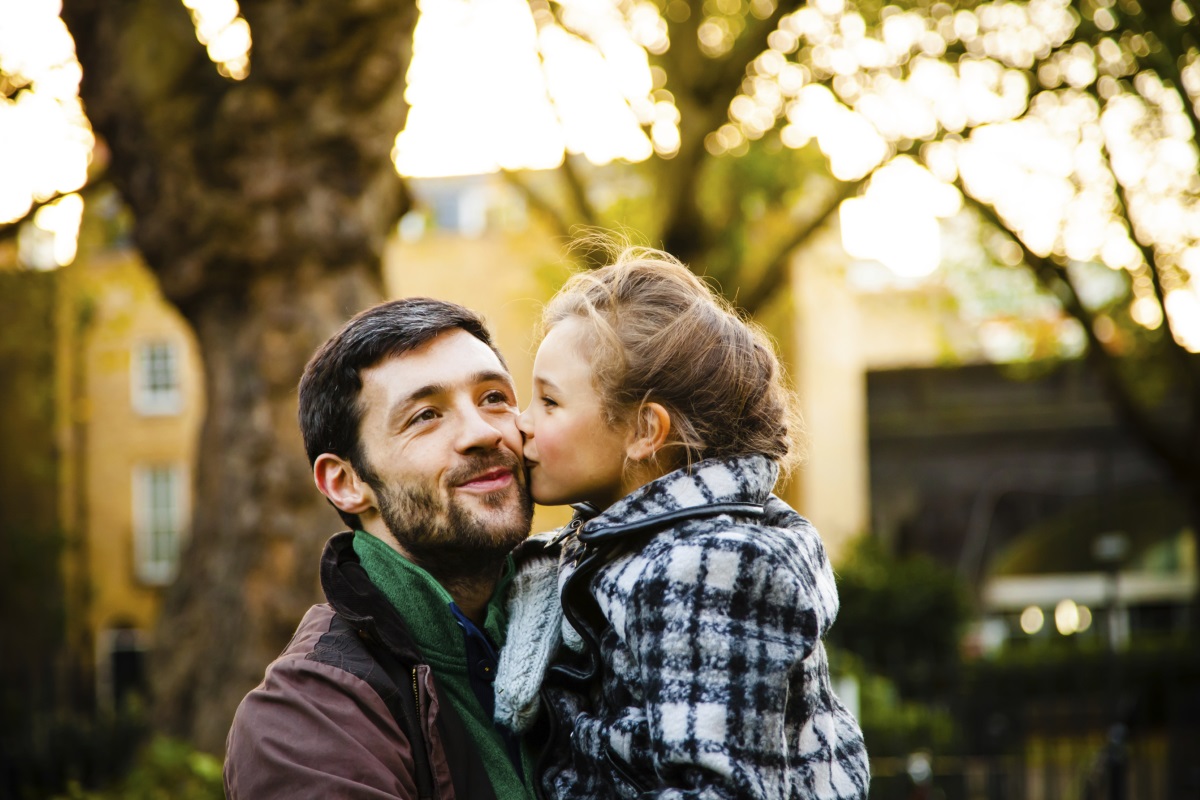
top-left (456, 467), bottom-right (514, 493)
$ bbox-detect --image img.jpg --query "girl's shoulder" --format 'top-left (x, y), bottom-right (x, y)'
top-left (656, 495), bottom-right (827, 557)
top-left (610, 503), bottom-right (841, 635)
top-left (638, 496), bottom-right (835, 578)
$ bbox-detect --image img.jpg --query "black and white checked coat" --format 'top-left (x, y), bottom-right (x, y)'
top-left (537, 454), bottom-right (870, 800)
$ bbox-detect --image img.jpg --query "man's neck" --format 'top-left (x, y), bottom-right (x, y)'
top-left (438, 573), bottom-right (498, 626)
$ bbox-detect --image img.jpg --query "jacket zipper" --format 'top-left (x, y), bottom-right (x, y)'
top-left (411, 667), bottom-right (421, 719)
top-left (605, 746), bottom-right (650, 793)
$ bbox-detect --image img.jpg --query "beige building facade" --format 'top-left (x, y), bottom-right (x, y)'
top-left (52, 244), bottom-right (205, 706)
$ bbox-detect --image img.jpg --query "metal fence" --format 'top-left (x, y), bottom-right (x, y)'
top-left (862, 645), bottom-right (1200, 800)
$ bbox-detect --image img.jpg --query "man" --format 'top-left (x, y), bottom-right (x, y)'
top-left (224, 298), bottom-right (537, 799)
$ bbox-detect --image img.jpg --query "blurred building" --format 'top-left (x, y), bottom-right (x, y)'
top-left (1, 221), bottom-right (205, 712)
top-left (868, 361), bottom-right (1195, 650)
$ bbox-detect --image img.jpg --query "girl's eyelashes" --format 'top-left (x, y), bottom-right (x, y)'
top-left (540, 396), bottom-right (558, 409)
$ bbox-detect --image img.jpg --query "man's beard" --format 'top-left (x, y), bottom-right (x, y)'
top-left (366, 452), bottom-right (533, 587)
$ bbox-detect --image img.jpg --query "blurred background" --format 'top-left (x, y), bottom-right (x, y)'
top-left (1, 0), bottom-right (1197, 798)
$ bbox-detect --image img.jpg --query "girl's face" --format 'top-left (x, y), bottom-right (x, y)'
top-left (517, 317), bottom-right (633, 509)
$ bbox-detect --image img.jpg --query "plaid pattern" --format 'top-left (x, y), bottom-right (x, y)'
top-left (541, 455), bottom-right (869, 800)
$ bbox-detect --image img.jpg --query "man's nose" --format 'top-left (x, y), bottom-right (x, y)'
top-left (456, 405), bottom-right (505, 452)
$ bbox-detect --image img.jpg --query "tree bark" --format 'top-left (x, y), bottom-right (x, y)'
top-left (61, 0), bottom-right (417, 750)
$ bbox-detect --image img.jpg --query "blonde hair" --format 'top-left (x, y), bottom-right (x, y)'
top-left (542, 243), bottom-right (804, 475)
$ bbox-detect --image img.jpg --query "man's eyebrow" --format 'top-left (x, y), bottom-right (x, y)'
top-left (474, 370), bottom-right (516, 391)
top-left (386, 382), bottom-right (448, 427)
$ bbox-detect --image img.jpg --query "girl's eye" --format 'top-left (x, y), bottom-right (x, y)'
top-left (541, 396), bottom-right (558, 409)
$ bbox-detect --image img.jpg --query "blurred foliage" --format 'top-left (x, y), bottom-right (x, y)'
top-left (0, 268), bottom-right (72, 797)
top-left (533, 0), bottom-right (1200, 536)
top-left (4, 703), bottom-right (148, 800)
top-left (831, 648), bottom-right (960, 758)
top-left (50, 736), bottom-right (223, 800)
top-left (828, 536), bottom-right (973, 698)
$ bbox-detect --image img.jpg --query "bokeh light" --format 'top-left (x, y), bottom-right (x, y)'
top-left (390, 0), bottom-right (1198, 351)
top-left (1020, 605), bottom-right (1045, 635)
top-left (0, 0), bottom-right (92, 232)
top-left (1054, 598), bottom-right (1080, 635)
top-left (3, 0), bottom-right (1197, 348)
top-left (840, 156), bottom-right (961, 278)
top-left (181, 0), bottom-right (251, 80)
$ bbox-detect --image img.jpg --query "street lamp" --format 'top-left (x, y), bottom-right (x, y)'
top-left (1092, 531), bottom-right (1130, 651)
top-left (1091, 530), bottom-right (1130, 800)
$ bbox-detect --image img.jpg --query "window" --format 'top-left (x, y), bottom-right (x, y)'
top-left (132, 340), bottom-right (181, 415)
top-left (132, 464), bottom-right (188, 585)
top-left (424, 182), bottom-right (488, 237)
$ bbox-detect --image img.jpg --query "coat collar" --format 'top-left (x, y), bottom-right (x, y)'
top-left (567, 454), bottom-right (778, 545)
top-left (320, 530), bottom-right (425, 663)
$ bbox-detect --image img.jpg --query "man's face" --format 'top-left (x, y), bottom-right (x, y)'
top-left (355, 329), bottom-right (532, 580)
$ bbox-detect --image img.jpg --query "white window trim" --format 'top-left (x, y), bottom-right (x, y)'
top-left (131, 339), bottom-right (182, 416)
top-left (131, 463), bottom-right (190, 586)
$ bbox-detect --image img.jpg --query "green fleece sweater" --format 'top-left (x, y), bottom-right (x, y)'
top-left (353, 531), bottom-right (534, 799)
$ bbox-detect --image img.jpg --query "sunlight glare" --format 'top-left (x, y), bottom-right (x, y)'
top-left (0, 0), bottom-right (93, 231)
top-left (181, 0), bottom-right (251, 80)
top-left (393, 0), bottom-right (653, 177)
top-left (1165, 287), bottom-right (1200, 352)
top-left (35, 191), bottom-right (83, 267)
top-left (840, 156), bottom-right (960, 278)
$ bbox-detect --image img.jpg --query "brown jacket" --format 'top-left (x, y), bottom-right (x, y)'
top-left (223, 532), bottom-right (499, 800)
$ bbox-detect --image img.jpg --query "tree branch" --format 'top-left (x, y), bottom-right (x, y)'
top-left (739, 176), bottom-right (865, 315)
top-left (0, 179), bottom-right (107, 245)
top-left (0, 198), bottom-right (56, 244)
top-left (500, 169), bottom-right (574, 240)
top-left (1140, 5), bottom-right (1200, 149)
top-left (1098, 130), bottom-right (1200, 395)
top-left (559, 153), bottom-right (599, 226)
top-left (964, 191), bottom-right (1191, 474)
top-left (700, 0), bottom-right (805, 105)
top-left (0, 76), bottom-right (34, 102)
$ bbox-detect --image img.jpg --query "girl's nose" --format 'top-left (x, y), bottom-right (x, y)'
top-left (516, 406), bottom-right (533, 438)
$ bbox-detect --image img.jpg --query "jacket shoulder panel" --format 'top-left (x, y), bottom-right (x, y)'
top-left (224, 605), bottom-right (421, 799)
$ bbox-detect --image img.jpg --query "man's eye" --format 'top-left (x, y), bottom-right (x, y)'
top-left (483, 390), bottom-right (511, 405)
top-left (410, 408), bottom-right (438, 426)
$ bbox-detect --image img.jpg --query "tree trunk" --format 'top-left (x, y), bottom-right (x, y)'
top-left (156, 266), bottom-right (381, 750)
top-left (61, 0), bottom-right (418, 750)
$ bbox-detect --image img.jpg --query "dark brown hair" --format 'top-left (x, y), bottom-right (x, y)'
top-left (543, 244), bottom-right (804, 475)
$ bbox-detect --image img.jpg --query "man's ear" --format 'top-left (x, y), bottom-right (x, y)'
top-left (314, 454), bottom-right (375, 517)
top-left (626, 402), bottom-right (672, 462)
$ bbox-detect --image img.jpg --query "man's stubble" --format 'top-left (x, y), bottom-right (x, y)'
top-left (366, 451), bottom-right (533, 587)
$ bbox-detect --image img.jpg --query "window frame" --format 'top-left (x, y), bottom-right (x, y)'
top-left (131, 462), bottom-right (189, 586)
top-left (131, 339), bottom-right (182, 416)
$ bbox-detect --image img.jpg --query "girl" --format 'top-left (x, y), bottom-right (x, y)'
top-left (496, 246), bottom-right (869, 800)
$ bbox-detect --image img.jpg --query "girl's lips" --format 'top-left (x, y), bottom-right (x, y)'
top-left (456, 468), bottom-right (514, 493)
